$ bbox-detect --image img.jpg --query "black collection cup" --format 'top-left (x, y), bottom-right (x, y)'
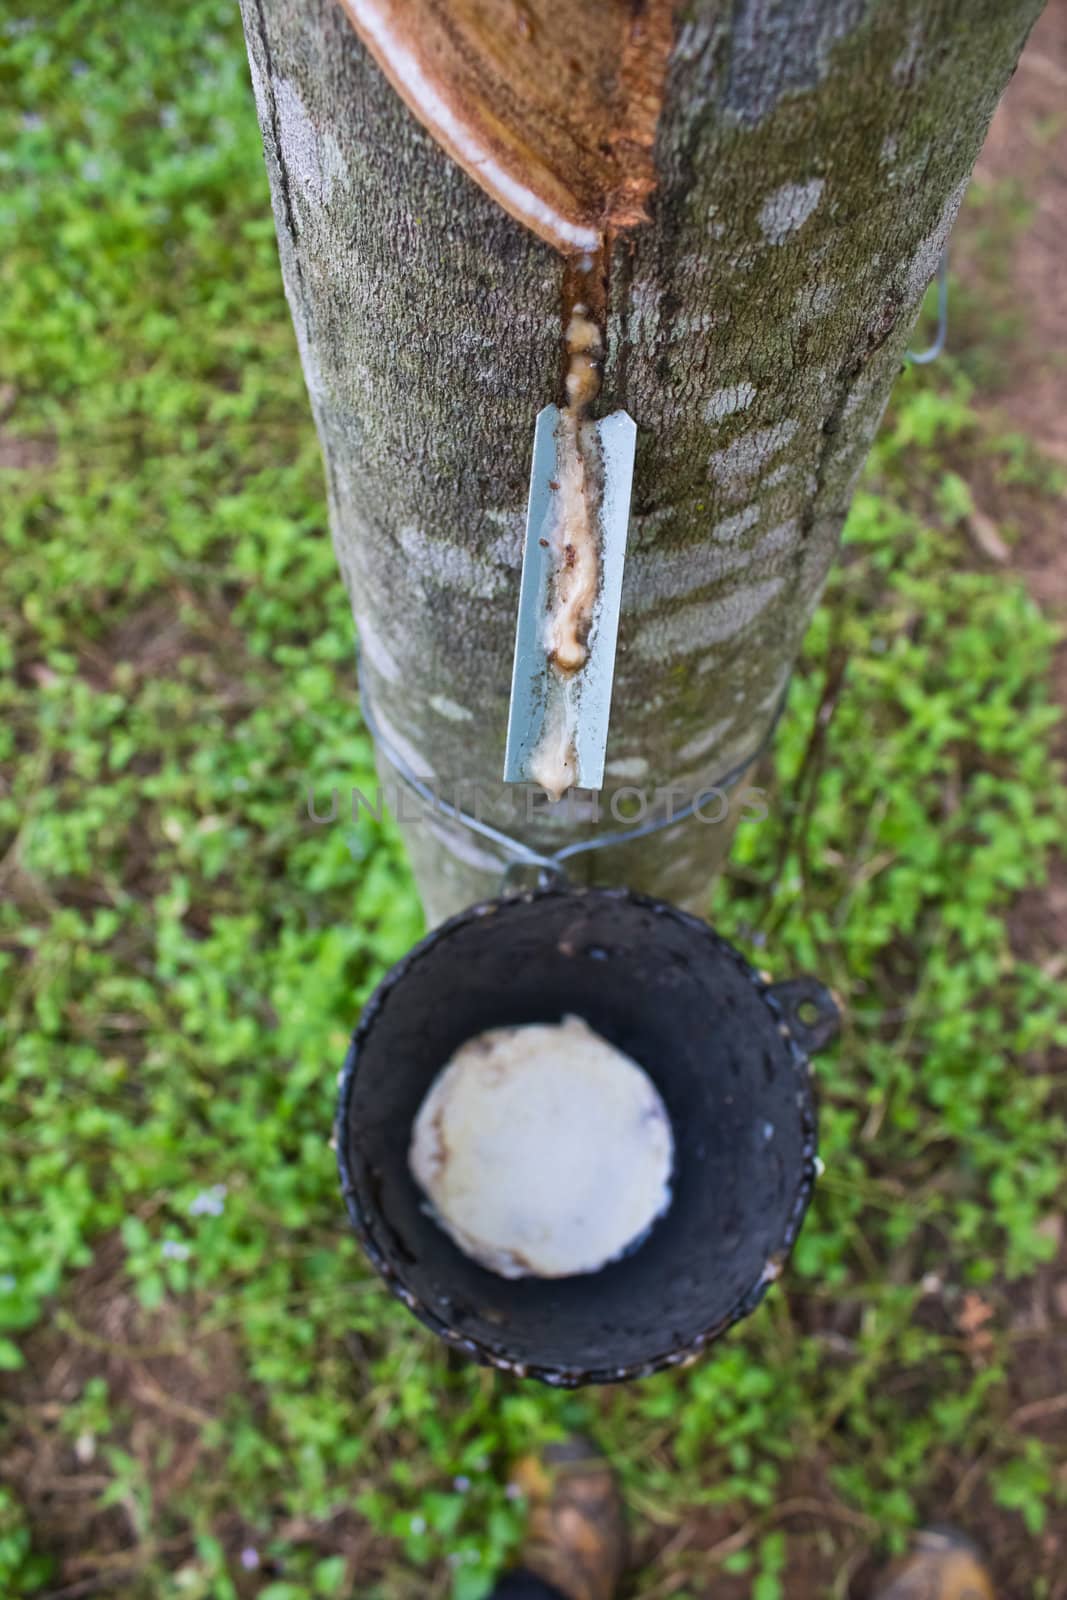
top-left (336, 886), bottom-right (838, 1387)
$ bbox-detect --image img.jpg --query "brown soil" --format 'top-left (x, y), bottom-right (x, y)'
top-left (0, 385), bottom-right (58, 471)
top-left (969, 4), bottom-right (1067, 466)
top-left (960, 0), bottom-right (1067, 741)
top-left (0, 1237), bottom-right (390, 1599)
top-left (968, 0), bottom-right (1067, 1028)
top-left (949, 4), bottom-right (1067, 1594)
top-left (0, 1238), bottom-right (248, 1597)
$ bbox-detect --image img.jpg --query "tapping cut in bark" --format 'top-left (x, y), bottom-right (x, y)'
top-left (335, 0), bottom-right (676, 254)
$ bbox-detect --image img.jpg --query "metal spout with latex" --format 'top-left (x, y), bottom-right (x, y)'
top-left (503, 402), bottom-right (636, 795)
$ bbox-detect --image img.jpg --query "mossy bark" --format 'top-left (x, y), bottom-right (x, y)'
top-left (241, 0), bottom-right (1041, 925)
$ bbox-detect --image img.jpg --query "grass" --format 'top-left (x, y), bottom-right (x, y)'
top-left (1, 3), bottom-right (1066, 1598)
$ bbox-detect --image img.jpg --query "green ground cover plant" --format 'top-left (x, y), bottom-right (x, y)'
top-left (1, 4), bottom-right (1065, 1597)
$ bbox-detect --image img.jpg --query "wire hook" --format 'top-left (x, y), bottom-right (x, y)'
top-left (905, 247), bottom-right (949, 366)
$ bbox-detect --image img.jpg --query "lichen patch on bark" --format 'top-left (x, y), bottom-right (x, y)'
top-left (396, 522), bottom-right (511, 598)
top-left (634, 577), bottom-right (787, 660)
top-left (757, 177), bottom-right (826, 243)
top-left (429, 694), bottom-right (475, 723)
top-left (704, 382), bottom-right (757, 421)
top-left (353, 611), bottom-right (402, 682)
top-left (677, 715), bottom-right (737, 765)
top-left (708, 421), bottom-right (799, 493)
top-left (605, 754), bottom-right (650, 780)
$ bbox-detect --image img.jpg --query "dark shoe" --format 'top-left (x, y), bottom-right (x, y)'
top-left (872, 1526), bottom-right (995, 1600)
top-left (509, 1435), bottom-right (626, 1600)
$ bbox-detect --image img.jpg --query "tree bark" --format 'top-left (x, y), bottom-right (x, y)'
top-left (240, 0), bottom-right (1041, 926)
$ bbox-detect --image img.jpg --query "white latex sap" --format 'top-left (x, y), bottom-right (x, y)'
top-left (409, 1014), bottom-right (673, 1278)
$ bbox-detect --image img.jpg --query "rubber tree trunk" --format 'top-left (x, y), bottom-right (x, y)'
top-left (240, 0), bottom-right (1040, 926)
